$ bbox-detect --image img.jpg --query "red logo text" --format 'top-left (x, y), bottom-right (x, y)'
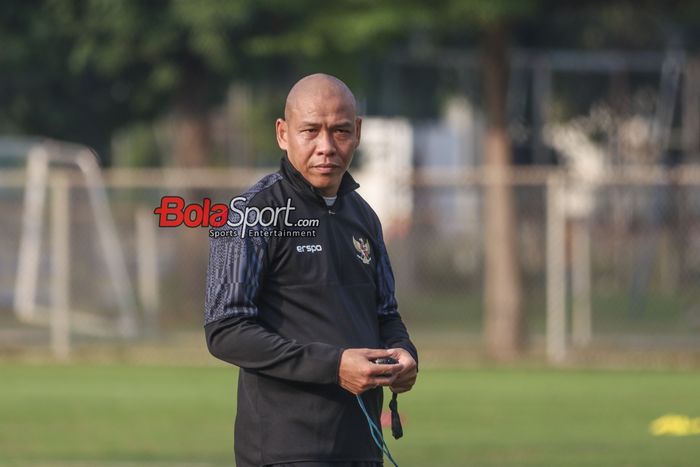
top-left (154, 196), bottom-right (228, 227)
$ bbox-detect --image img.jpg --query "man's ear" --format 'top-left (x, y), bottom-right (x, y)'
top-left (354, 116), bottom-right (362, 149)
top-left (276, 118), bottom-right (288, 151)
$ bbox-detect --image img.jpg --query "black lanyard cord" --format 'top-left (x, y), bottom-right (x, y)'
top-left (389, 392), bottom-right (403, 439)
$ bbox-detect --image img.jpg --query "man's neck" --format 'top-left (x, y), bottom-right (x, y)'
top-left (318, 188), bottom-right (338, 197)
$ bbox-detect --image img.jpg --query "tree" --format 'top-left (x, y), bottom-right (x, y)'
top-left (429, 0), bottom-right (539, 360)
top-left (5, 0), bottom-right (691, 341)
top-left (54, 0), bottom-right (258, 167)
top-left (437, 0), bottom-right (700, 360)
top-left (0, 0), bottom-right (427, 165)
top-left (481, 21), bottom-right (526, 361)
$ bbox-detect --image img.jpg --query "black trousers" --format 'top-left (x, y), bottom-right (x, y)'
top-left (265, 462), bottom-right (383, 467)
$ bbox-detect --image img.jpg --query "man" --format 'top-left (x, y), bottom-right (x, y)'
top-left (205, 73), bottom-right (418, 467)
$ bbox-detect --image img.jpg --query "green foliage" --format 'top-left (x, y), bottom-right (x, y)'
top-left (0, 0), bottom-right (429, 161)
top-left (2, 0), bottom-right (698, 163)
top-left (442, 0), bottom-right (540, 27)
top-left (62, 0), bottom-right (254, 93)
top-left (244, 0), bottom-right (429, 57)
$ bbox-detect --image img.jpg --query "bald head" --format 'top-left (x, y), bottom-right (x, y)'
top-left (275, 73), bottom-right (362, 197)
top-left (284, 73), bottom-right (357, 121)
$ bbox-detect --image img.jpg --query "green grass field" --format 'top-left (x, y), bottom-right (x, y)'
top-left (2, 364), bottom-right (699, 466)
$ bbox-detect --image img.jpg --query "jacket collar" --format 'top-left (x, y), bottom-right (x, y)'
top-left (279, 154), bottom-right (360, 202)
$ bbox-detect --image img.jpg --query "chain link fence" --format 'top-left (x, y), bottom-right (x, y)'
top-left (2, 156), bottom-right (700, 363)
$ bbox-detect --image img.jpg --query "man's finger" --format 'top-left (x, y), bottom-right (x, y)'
top-left (372, 375), bottom-right (399, 387)
top-left (363, 348), bottom-right (393, 359)
top-left (395, 368), bottom-right (416, 379)
top-left (392, 368), bottom-right (416, 382)
top-left (367, 363), bottom-right (403, 376)
top-left (388, 348), bottom-right (415, 364)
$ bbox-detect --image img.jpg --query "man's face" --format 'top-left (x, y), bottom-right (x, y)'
top-left (276, 89), bottom-right (361, 197)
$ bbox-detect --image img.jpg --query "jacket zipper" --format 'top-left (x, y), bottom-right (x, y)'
top-left (323, 199), bottom-right (343, 284)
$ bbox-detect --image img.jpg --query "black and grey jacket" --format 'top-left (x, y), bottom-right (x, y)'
top-left (204, 155), bottom-right (418, 466)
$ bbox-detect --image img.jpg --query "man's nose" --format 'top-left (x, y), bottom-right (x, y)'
top-left (315, 130), bottom-right (336, 155)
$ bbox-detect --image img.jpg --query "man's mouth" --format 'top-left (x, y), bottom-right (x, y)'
top-left (313, 164), bottom-right (340, 174)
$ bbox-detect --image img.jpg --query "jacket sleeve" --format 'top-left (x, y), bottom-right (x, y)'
top-left (204, 222), bottom-right (342, 384)
top-left (374, 219), bottom-right (419, 368)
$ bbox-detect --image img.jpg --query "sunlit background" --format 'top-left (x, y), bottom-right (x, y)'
top-left (2, 1), bottom-right (700, 466)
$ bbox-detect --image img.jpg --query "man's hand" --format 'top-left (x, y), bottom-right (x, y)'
top-left (338, 348), bottom-right (404, 395)
top-left (386, 347), bottom-right (417, 394)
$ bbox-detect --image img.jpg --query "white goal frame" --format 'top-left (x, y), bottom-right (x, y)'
top-left (12, 140), bottom-right (138, 358)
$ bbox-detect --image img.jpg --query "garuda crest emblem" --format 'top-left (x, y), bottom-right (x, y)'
top-left (352, 236), bottom-right (372, 264)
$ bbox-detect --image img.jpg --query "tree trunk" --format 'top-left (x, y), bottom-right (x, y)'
top-left (482, 22), bottom-right (525, 360)
top-left (170, 74), bottom-right (211, 320)
top-left (172, 76), bottom-right (211, 167)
